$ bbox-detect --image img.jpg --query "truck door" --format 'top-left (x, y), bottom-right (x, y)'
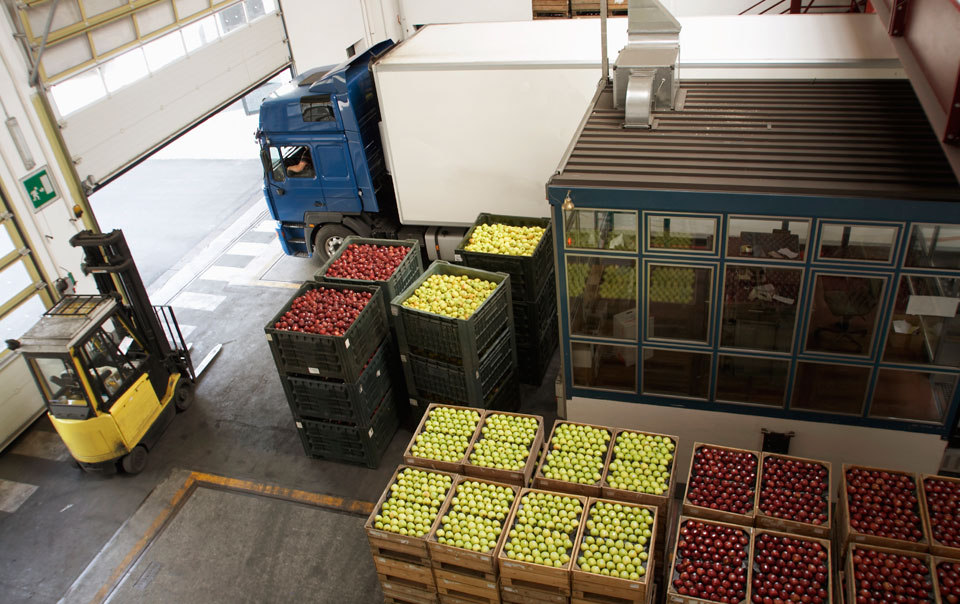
top-left (262, 145), bottom-right (324, 222)
top-left (313, 141), bottom-right (360, 213)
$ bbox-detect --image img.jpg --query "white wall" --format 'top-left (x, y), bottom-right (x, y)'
top-left (282, 0), bottom-right (369, 70)
top-left (397, 0), bottom-right (532, 37)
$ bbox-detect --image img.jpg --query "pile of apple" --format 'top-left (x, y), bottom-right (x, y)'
top-left (324, 243), bottom-right (411, 281)
top-left (649, 266), bottom-right (696, 304)
top-left (686, 446), bottom-right (758, 516)
top-left (577, 501), bottom-right (654, 581)
top-left (651, 233), bottom-right (694, 250)
top-left (938, 561), bottom-right (960, 604)
top-left (469, 413), bottom-right (539, 471)
top-left (671, 519), bottom-right (750, 603)
top-left (410, 406), bottom-right (480, 463)
top-left (598, 265), bottom-right (637, 300)
top-left (758, 456), bottom-right (829, 526)
top-left (541, 423), bottom-right (611, 485)
top-left (606, 431), bottom-right (675, 496)
top-left (503, 491), bottom-right (583, 567)
top-left (850, 546), bottom-right (934, 603)
top-left (372, 468), bottom-right (453, 537)
top-left (464, 223), bottom-right (546, 257)
top-left (401, 274), bottom-right (497, 320)
top-left (845, 468), bottom-right (924, 542)
top-left (751, 533), bottom-right (829, 604)
top-left (923, 477), bottom-right (960, 548)
top-left (435, 480), bottom-right (515, 553)
top-left (274, 287), bottom-right (371, 335)
top-left (567, 262), bottom-right (589, 297)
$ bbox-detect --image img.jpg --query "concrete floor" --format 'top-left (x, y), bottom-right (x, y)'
top-left (0, 158), bottom-right (560, 602)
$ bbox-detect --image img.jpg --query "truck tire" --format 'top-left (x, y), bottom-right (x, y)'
top-left (313, 224), bottom-right (354, 262)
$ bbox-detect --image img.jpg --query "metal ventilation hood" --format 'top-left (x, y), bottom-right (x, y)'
top-left (613, 0), bottom-right (681, 128)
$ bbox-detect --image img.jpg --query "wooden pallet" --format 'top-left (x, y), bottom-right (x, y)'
top-left (666, 516), bottom-right (754, 604)
top-left (381, 574), bottom-right (440, 604)
top-left (600, 428), bottom-right (678, 531)
top-left (920, 473), bottom-right (960, 559)
top-left (385, 595), bottom-right (438, 604)
top-left (376, 555), bottom-right (437, 590)
top-left (570, 0), bottom-right (627, 16)
top-left (435, 574), bottom-right (500, 604)
top-left (463, 410), bottom-right (545, 487)
top-left (403, 403), bottom-right (484, 474)
top-left (681, 442), bottom-right (760, 528)
top-left (533, 420), bottom-right (616, 498)
top-left (752, 528), bottom-right (833, 603)
top-left (836, 464), bottom-right (929, 555)
top-left (440, 592), bottom-right (500, 604)
top-left (843, 543), bottom-right (936, 604)
top-left (500, 581), bottom-right (571, 604)
top-left (532, 0), bottom-right (570, 18)
top-left (755, 452), bottom-right (832, 539)
top-left (366, 465), bottom-right (459, 562)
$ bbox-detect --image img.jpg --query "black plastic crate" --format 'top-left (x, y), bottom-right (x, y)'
top-left (408, 367), bottom-right (520, 413)
top-left (315, 237), bottom-right (423, 306)
top-left (402, 327), bottom-right (517, 407)
top-left (487, 371), bottom-right (521, 412)
top-left (455, 213), bottom-right (554, 303)
top-left (294, 387), bottom-right (398, 468)
top-left (513, 268), bottom-right (557, 341)
top-left (281, 341), bottom-right (395, 425)
top-left (391, 260), bottom-right (514, 365)
top-left (517, 314), bottom-right (559, 386)
top-left (265, 281), bottom-right (387, 380)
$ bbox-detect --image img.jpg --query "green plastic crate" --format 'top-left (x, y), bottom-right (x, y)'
top-left (408, 369), bottom-right (520, 413)
top-left (517, 314), bottom-right (559, 386)
top-left (265, 281), bottom-right (387, 380)
top-left (455, 213), bottom-right (554, 303)
top-left (513, 268), bottom-right (557, 341)
top-left (315, 237), bottom-right (423, 305)
top-left (294, 387), bottom-right (398, 468)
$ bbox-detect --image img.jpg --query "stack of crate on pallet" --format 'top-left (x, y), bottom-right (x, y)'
top-left (570, 0), bottom-right (627, 16)
top-left (532, 0), bottom-right (570, 18)
top-left (533, 421), bottom-right (616, 499)
top-left (265, 281), bottom-right (397, 468)
top-left (463, 410), bottom-right (546, 489)
top-left (457, 214), bottom-right (558, 386)
top-left (922, 474), bottom-right (960, 604)
top-left (392, 261), bottom-right (520, 414)
top-left (681, 443), bottom-right (761, 528)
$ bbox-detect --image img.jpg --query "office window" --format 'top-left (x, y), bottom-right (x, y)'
top-left (646, 214), bottom-right (717, 254)
top-left (869, 369), bottom-right (956, 423)
top-left (904, 224), bottom-right (960, 270)
top-left (715, 355), bottom-right (789, 407)
top-left (818, 223), bottom-right (898, 263)
top-left (571, 341), bottom-right (636, 392)
top-left (727, 217), bottom-right (809, 261)
top-left (720, 265), bottom-right (802, 353)
top-left (792, 362), bottom-right (870, 415)
top-left (647, 264), bottom-right (713, 343)
top-left (642, 348), bottom-right (711, 399)
top-left (883, 275), bottom-right (960, 367)
top-left (564, 209), bottom-right (637, 251)
top-left (567, 256), bottom-right (637, 339)
top-left (805, 274), bottom-right (884, 356)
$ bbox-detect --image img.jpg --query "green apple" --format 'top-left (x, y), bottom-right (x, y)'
top-left (410, 406), bottom-right (480, 463)
top-left (402, 274), bottom-right (497, 320)
top-left (541, 423), bottom-right (611, 485)
top-left (374, 468), bottom-right (454, 537)
top-left (464, 223), bottom-right (546, 257)
top-left (469, 413), bottom-right (539, 471)
top-left (503, 492), bottom-right (583, 568)
top-left (606, 431), bottom-right (675, 496)
top-left (436, 480), bottom-right (515, 552)
top-left (577, 501), bottom-right (654, 579)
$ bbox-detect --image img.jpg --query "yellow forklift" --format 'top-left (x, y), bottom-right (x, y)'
top-left (6, 230), bottom-right (195, 474)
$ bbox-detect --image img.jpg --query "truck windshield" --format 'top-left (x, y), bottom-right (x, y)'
top-left (31, 356), bottom-right (89, 408)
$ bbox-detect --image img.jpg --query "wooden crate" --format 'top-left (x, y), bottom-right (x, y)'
top-left (385, 595), bottom-right (438, 604)
top-left (666, 516), bottom-right (754, 604)
top-left (752, 529), bottom-right (833, 603)
top-left (572, 580), bottom-right (656, 604)
top-left (435, 574), bottom-right (500, 604)
top-left (533, 421), bottom-right (616, 498)
top-left (755, 452), bottom-right (832, 539)
top-left (570, 0), bottom-right (627, 16)
top-left (500, 582), bottom-right (570, 604)
top-left (837, 464), bottom-right (929, 555)
top-left (681, 442), bottom-right (760, 527)
top-left (570, 497), bottom-right (658, 604)
top-left (843, 543), bottom-right (937, 604)
top-left (933, 557), bottom-right (960, 604)
top-left (463, 410), bottom-right (546, 487)
top-left (376, 554), bottom-right (438, 590)
top-left (366, 465), bottom-right (459, 563)
top-left (600, 428), bottom-right (679, 526)
top-left (381, 575), bottom-right (440, 604)
top-left (920, 474), bottom-right (960, 559)
top-left (532, 0), bottom-right (570, 17)
top-left (428, 475), bottom-right (521, 578)
top-left (498, 488), bottom-right (589, 596)
top-left (403, 404), bottom-right (484, 474)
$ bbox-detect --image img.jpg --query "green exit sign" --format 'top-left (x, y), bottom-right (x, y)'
top-left (21, 167), bottom-right (59, 211)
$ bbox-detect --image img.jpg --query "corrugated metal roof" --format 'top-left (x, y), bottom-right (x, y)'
top-left (551, 80), bottom-right (960, 201)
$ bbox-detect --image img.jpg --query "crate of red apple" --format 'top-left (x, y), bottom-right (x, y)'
top-left (682, 443), bottom-right (760, 527)
top-left (837, 465), bottom-right (929, 555)
top-left (265, 282), bottom-right (388, 380)
top-left (843, 544), bottom-right (936, 604)
top-left (755, 453), bottom-right (832, 539)
top-left (935, 558), bottom-right (960, 604)
top-left (667, 516), bottom-right (753, 604)
top-left (317, 237), bottom-right (423, 304)
top-left (752, 529), bottom-right (832, 604)
top-left (921, 474), bottom-right (960, 559)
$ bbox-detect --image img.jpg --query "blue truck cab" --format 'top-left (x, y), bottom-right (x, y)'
top-left (256, 40), bottom-right (396, 259)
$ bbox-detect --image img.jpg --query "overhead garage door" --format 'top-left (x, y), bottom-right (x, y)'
top-left (15, 0), bottom-right (291, 190)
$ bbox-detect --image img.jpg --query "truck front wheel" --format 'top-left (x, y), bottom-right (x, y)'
top-left (313, 224), bottom-right (354, 262)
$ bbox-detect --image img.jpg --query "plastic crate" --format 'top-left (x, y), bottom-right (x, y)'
top-left (455, 213), bottom-right (553, 303)
top-left (401, 327), bottom-right (516, 406)
top-left (408, 368), bottom-right (519, 413)
top-left (294, 387), bottom-right (398, 468)
top-left (281, 340), bottom-right (395, 425)
top-left (391, 260), bottom-right (514, 365)
top-left (265, 281), bottom-right (388, 380)
top-left (513, 268), bottom-right (556, 341)
top-left (516, 314), bottom-right (558, 386)
top-left (315, 237), bottom-right (423, 306)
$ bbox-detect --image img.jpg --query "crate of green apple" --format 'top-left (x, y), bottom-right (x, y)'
top-left (498, 488), bottom-right (588, 594)
top-left (463, 409), bottom-right (545, 487)
top-left (755, 453), bottom-right (832, 540)
top-left (571, 498), bottom-right (658, 604)
top-left (534, 420), bottom-right (615, 498)
top-left (844, 543), bottom-right (936, 604)
top-left (752, 529), bottom-right (832, 604)
top-left (402, 403), bottom-right (482, 473)
top-left (935, 557), bottom-right (960, 604)
top-left (668, 516), bottom-right (754, 604)
top-left (317, 236), bottom-right (423, 306)
top-left (265, 281), bottom-right (387, 380)
top-left (365, 465), bottom-right (458, 564)
top-left (682, 443), bottom-right (760, 528)
top-left (920, 474), bottom-right (960, 559)
top-left (601, 428), bottom-right (679, 522)
top-left (838, 464), bottom-right (929, 555)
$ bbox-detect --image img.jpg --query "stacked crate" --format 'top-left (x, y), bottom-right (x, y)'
top-left (532, 0), bottom-right (570, 18)
top-left (265, 281), bottom-right (396, 467)
top-left (456, 214), bottom-right (558, 386)
top-left (392, 261), bottom-right (520, 414)
top-left (922, 474), bottom-right (960, 604)
top-left (533, 421), bottom-right (616, 498)
top-left (570, 0), bottom-right (627, 16)
top-left (681, 443), bottom-right (761, 528)
top-left (666, 516), bottom-right (755, 604)
top-left (755, 452), bottom-right (832, 539)
top-left (463, 410), bottom-right (546, 488)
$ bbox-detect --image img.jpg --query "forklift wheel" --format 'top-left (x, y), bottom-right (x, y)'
top-left (121, 445), bottom-right (148, 475)
top-left (174, 380), bottom-right (193, 412)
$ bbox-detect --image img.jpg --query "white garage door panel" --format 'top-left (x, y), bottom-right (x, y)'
top-left (61, 14), bottom-right (289, 185)
top-left (0, 356), bottom-right (45, 452)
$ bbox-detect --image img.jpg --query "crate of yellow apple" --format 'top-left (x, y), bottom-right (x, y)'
top-left (464, 409), bottom-right (545, 487)
top-left (403, 403), bottom-right (482, 473)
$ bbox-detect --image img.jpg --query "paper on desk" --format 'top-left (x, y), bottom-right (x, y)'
top-left (772, 295), bottom-right (795, 305)
top-left (906, 295), bottom-right (959, 318)
top-left (777, 248), bottom-right (799, 259)
top-left (893, 320), bottom-right (918, 335)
